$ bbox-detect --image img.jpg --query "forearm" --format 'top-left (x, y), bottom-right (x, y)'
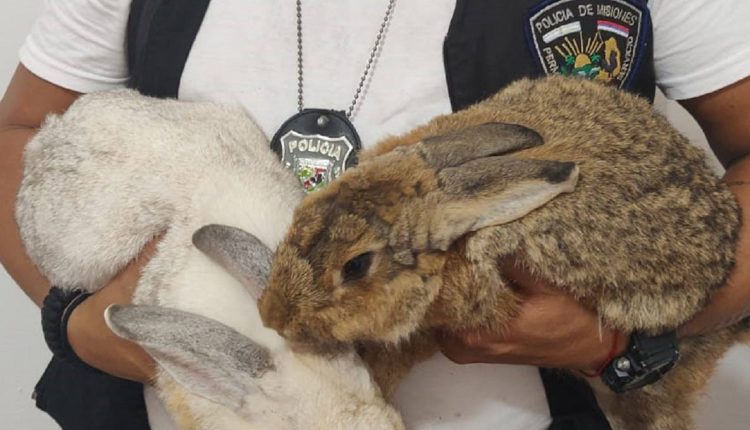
top-left (679, 156), bottom-right (750, 337)
top-left (67, 241), bottom-right (159, 384)
top-left (0, 127), bottom-right (50, 306)
top-left (1, 124), bottom-right (156, 384)
top-left (0, 64), bottom-right (80, 304)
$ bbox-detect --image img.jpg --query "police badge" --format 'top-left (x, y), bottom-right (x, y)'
top-left (272, 0), bottom-right (397, 193)
top-left (270, 109), bottom-right (360, 193)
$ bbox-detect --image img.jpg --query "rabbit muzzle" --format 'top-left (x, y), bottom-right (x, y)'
top-left (260, 289), bottom-right (339, 347)
top-left (260, 289), bottom-right (291, 334)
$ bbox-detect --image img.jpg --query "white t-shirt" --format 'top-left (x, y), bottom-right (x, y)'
top-left (18, 1), bottom-right (750, 430)
top-left (22, 0), bottom-right (750, 144)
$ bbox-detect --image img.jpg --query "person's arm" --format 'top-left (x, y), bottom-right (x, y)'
top-left (678, 76), bottom-right (750, 336)
top-left (0, 64), bottom-right (156, 383)
top-left (0, 65), bottom-right (77, 305)
top-left (440, 76), bottom-right (750, 372)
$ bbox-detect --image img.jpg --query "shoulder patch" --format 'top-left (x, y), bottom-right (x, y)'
top-left (526, 0), bottom-right (648, 89)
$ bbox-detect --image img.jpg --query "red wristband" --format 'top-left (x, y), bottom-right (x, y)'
top-left (582, 331), bottom-right (622, 378)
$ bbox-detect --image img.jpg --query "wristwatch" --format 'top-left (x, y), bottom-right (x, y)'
top-left (41, 286), bottom-right (94, 369)
top-left (601, 330), bottom-right (680, 393)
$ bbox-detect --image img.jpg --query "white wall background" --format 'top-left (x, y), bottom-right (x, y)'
top-left (0, 1), bottom-right (748, 429)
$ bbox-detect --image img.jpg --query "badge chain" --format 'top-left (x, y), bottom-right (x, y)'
top-left (296, 0), bottom-right (397, 119)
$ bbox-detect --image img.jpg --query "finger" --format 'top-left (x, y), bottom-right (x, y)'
top-left (439, 332), bottom-right (487, 365)
top-left (441, 345), bottom-right (481, 365)
top-left (442, 328), bottom-right (515, 351)
top-left (139, 233), bottom-right (165, 262)
top-left (440, 332), bottom-right (532, 366)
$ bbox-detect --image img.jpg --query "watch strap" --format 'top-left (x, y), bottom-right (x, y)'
top-left (41, 287), bottom-right (97, 371)
top-left (632, 330), bottom-right (679, 371)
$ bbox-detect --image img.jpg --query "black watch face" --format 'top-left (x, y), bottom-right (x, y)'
top-left (602, 332), bottom-right (680, 393)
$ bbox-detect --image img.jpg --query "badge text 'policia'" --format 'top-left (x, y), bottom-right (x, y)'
top-left (283, 133), bottom-right (348, 162)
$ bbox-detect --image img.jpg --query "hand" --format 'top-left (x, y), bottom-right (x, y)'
top-left (66, 237), bottom-right (162, 383)
top-left (439, 260), bottom-right (627, 375)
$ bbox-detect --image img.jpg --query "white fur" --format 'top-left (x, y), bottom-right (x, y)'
top-left (16, 90), bottom-right (403, 430)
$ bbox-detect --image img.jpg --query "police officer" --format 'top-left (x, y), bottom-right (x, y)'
top-left (1, 1), bottom-right (749, 429)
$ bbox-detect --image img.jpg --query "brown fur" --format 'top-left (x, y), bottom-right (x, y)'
top-left (260, 75), bottom-right (746, 429)
top-left (159, 373), bottom-right (200, 430)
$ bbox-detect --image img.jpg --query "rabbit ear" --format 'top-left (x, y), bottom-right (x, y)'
top-left (105, 305), bottom-right (274, 411)
top-left (417, 123), bottom-right (544, 169)
top-left (425, 157), bottom-right (579, 250)
top-left (192, 224), bottom-right (272, 300)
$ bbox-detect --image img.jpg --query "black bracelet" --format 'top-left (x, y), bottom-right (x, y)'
top-left (41, 286), bottom-right (99, 372)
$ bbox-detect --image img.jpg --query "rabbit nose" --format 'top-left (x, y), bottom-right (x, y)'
top-left (260, 291), bottom-right (291, 333)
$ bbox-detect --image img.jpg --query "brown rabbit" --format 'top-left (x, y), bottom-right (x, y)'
top-left (255, 75), bottom-right (747, 430)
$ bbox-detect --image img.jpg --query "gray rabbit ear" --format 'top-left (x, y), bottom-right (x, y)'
top-left (417, 123), bottom-right (544, 169)
top-left (105, 305), bottom-right (274, 411)
top-left (192, 224), bottom-right (272, 300)
top-left (425, 157), bottom-right (579, 250)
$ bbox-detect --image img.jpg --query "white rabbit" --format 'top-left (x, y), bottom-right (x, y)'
top-left (16, 89), bottom-right (403, 430)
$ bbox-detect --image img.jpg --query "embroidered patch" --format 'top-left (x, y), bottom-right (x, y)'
top-left (527, 0), bottom-right (646, 89)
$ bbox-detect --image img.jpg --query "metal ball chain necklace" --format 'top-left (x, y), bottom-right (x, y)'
top-left (271, 0), bottom-right (397, 193)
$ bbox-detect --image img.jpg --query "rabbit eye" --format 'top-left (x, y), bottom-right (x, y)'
top-left (342, 252), bottom-right (373, 283)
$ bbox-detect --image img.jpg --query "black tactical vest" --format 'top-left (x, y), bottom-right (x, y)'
top-left (443, 0), bottom-right (655, 109)
top-left (38, 1), bottom-right (657, 429)
top-left (127, 0), bottom-right (655, 106)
